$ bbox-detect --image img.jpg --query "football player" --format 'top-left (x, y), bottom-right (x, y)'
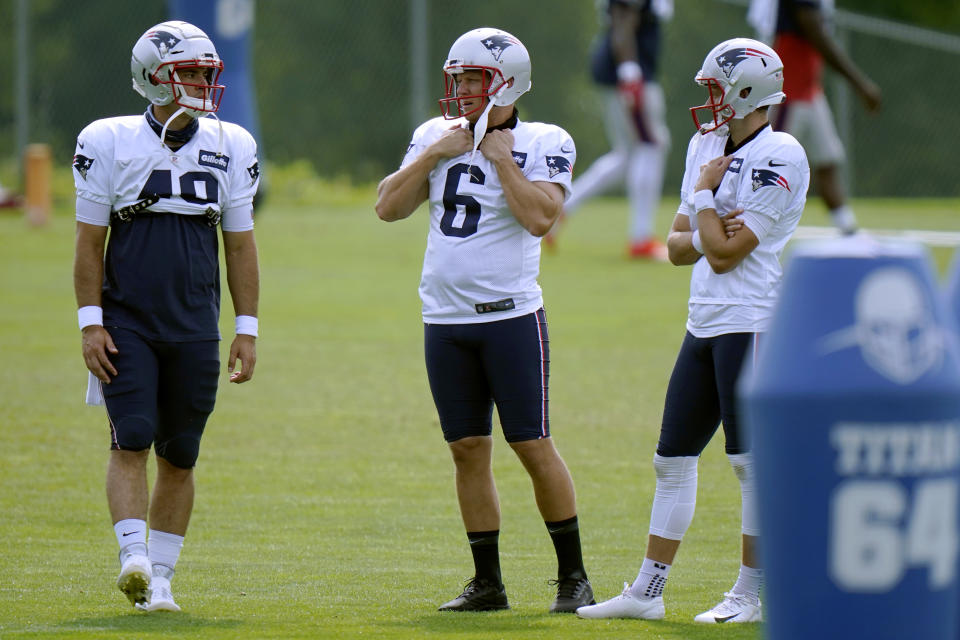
top-left (751, 0), bottom-right (881, 234)
top-left (73, 21), bottom-right (261, 612)
top-left (576, 37), bottom-right (808, 623)
top-left (547, 0), bottom-right (674, 260)
top-left (376, 27), bottom-right (594, 613)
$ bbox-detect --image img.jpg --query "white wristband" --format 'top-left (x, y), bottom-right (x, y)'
top-left (78, 305), bottom-right (103, 330)
top-left (235, 315), bottom-right (258, 337)
top-left (691, 229), bottom-right (703, 254)
top-left (694, 189), bottom-right (715, 213)
top-left (617, 60), bottom-right (643, 83)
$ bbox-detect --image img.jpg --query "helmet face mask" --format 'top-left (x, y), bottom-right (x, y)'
top-left (438, 27), bottom-right (531, 121)
top-left (131, 21), bottom-right (225, 118)
top-left (689, 38), bottom-right (785, 134)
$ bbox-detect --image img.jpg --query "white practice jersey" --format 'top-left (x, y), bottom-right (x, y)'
top-left (401, 116), bottom-right (575, 324)
top-left (73, 114), bottom-right (260, 231)
top-left (678, 124), bottom-right (808, 336)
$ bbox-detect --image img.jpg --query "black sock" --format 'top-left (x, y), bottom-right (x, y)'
top-left (467, 530), bottom-right (502, 585)
top-left (545, 516), bottom-right (586, 579)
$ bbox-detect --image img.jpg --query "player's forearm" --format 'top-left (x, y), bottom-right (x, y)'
top-left (73, 224), bottom-right (106, 307)
top-left (796, 9), bottom-right (866, 88)
top-left (697, 210), bottom-right (748, 274)
top-left (667, 229), bottom-right (701, 266)
top-left (375, 155), bottom-right (435, 222)
top-left (224, 232), bottom-right (260, 318)
top-left (495, 159), bottom-right (559, 237)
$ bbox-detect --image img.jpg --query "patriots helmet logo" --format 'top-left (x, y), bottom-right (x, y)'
top-left (715, 47), bottom-right (769, 78)
top-left (146, 30), bottom-right (181, 57)
top-left (546, 155), bottom-right (571, 178)
top-left (73, 154), bottom-right (94, 181)
top-left (481, 34), bottom-right (519, 62)
top-left (752, 168), bottom-right (790, 192)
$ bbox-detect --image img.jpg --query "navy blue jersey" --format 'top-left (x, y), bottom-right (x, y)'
top-left (102, 212), bottom-right (221, 341)
top-left (591, 0), bottom-right (662, 85)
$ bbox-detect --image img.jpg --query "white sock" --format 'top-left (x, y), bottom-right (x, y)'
top-left (114, 519), bottom-right (147, 559)
top-left (829, 205), bottom-right (857, 233)
top-left (148, 529), bottom-right (184, 579)
top-left (628, 557), bottom-right (671, 600)
top-left (731, 564), bottom-right (763, 602)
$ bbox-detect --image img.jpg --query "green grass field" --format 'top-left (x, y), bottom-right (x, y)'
top-left (1, 191), bottom-right (957, 639)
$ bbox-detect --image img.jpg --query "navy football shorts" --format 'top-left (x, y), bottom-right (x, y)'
top-left (657, 331), bottom-right (757, 457)
top-left (424, 308), bottom-right (550, 443)
top-left (102, 327), bottom-right (220, 468)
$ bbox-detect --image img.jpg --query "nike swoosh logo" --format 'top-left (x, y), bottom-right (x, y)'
top-left (715, 614), bottom-right (739, 623)
top-left (121, 531), bottom-right (140, 537)
top-left (768, 160), bottom-right (786, 167)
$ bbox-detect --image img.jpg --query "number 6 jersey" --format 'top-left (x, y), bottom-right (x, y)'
top-left (72, 112), bottom-right (260, 341)
top-left (401, 114), bottom-right (576, 324)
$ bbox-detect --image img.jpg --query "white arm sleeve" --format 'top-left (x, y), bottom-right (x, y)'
top-left (75, 196), bottom-right (110, 226)
top-left (221, 204), bottom-right (255, 232)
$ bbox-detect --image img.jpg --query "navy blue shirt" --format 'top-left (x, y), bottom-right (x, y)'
top-left (776, 0), bottom-right (821, 37)
top-left (590, 0), bottom-right (662, 85)
top-left (103, 211), bottom-right (222, 342)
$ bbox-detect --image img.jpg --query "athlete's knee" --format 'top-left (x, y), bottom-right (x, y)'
top-left (649, 454), bottom-right (699, 541)
top-left (155, 434), bottom-right (201, 469)
top-left (728, 452), bottom-right (760, 536)
top-left (449, 435), bottom-right (492, 467)
top-left (112, 416), bottom-right (155, 452)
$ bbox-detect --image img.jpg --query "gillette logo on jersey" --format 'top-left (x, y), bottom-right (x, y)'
top-left (481, 34), bottom-right (520, 61)
top-left (752, 168), bottom-right (791, 192)
top-left (198, 150), bottom-right (230, 172)
top-left (715, 48), bottom-right (770, 79)
top-left (546, 155), bottom-right (571, 178)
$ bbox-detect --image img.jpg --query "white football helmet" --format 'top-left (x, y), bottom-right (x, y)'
top-left (439, 27), bottom-right (532, 119)
top-left (690, 37), bottom-right (785, 133)
top-left (131, 21), bottom-right (225, 118)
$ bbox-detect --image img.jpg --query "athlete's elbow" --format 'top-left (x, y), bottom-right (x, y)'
top-left (707, 255), bottom-right (738, 274)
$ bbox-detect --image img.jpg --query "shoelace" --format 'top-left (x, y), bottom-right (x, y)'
top-left (549, 576), bottom-right (586, 599)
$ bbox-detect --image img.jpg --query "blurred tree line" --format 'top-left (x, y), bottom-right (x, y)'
top-left (1, 0), bottom-right (957, 196)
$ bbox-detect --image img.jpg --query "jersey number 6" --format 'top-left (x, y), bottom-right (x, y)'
top-left (440, 163), bottom-right (485, 238)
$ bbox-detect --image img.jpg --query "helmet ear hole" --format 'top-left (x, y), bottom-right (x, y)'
top-left (740, 87), bottom-right (752, 99)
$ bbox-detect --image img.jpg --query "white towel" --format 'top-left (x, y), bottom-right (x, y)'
top-left (85, 372), bottom-right (105, 406)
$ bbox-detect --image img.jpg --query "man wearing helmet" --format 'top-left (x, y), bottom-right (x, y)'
top-left (577, 37), bottom-right (808, 624)
top-left (72, 21), bottom-right (261, 612)
top-left (376, 27), bottom-right (594, 614)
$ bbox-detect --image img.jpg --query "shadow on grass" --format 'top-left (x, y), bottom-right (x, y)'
top-left (53, 612), bottom-right (243, 635)
top-left (390, 611), bottom-right (760, 639)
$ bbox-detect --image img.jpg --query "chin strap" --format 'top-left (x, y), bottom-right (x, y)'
top-left (159, 106), bottom-right (189, 149)
top-left (467, 84), bottom-right (509, 166)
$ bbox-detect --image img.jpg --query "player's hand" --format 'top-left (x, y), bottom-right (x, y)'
top-left (695, 155), bottom-right (734, 192)
top-left (81, 325), bottom-right (118, 383)
top-left (857, 78), bottom-right (882, 113)
top-left (722, 208), bottom-right (746, 238)
top-left (617, 61), bottom-right (648, 139)
top-left (479, 129), bottom-right (514, 163)
top-left (228, 334), bottom-right (256, 384)
top-left (428, 126), bottom-right (473, 160)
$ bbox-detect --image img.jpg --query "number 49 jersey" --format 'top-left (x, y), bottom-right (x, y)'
top-left (401, 116), bottom-right (575, 324)
top-left (73, 114), bottom-right (260, 230)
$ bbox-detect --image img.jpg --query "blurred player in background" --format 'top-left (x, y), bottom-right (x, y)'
top-left (376, 27), bottom-right (594, 614)
top-left (73, 21), bottom-right (260, 612)
top-left (577, 37), bottom-right (808, 623)
top-left (749, 0), bottom-right (881, 234)
top-left (547, 0), bottom-right (673, 260)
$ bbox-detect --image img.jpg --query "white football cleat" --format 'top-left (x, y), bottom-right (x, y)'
top-left (116, 554), bottom-right (152, 606)
top-left (576, 582), bottom-right (665, 620)
top-left (138, 581), bottom-right (181, 612)
top-left (694, 592), bottom-right (762, 623)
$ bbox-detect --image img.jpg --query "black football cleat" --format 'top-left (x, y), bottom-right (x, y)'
top-left (438, 577), bottom-right (509, 612)
top-left (549, 572), bottom-right (595, 613)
